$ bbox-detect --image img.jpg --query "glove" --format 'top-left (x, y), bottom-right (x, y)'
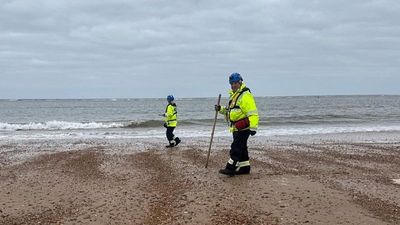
top-left (159, 113), bottom-right (165, 117)
top-left (250, 130), bottom-right (256, 136)
top-left (214, 105), bottom-right (221, 111)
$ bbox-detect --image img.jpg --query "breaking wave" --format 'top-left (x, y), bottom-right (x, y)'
top-left (0, 121), bottom-right (124, 131)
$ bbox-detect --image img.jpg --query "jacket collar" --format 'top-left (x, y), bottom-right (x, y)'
top-left (228, 83), bottom-right (246, 96)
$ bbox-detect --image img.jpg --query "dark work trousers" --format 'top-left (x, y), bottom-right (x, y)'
top-left (166, 127), bottom-right (175, 141)
top-left (230, 129), bottom-right (250, 164)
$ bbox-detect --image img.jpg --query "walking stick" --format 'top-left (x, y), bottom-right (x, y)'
top-left (205, 94), bottom-right (221, 168)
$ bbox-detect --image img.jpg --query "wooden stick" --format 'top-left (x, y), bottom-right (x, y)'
top-left (205, 94), bottom-right (221, 168)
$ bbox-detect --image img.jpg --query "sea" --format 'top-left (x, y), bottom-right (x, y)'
top-left (1, 95), bottom-right (400, 141)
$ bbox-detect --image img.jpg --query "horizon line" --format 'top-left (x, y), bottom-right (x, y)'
top-left (1, 94), bottom-right (399, 100)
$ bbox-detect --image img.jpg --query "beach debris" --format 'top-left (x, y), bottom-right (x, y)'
top-left (392, 179), bottom-right (400, 185)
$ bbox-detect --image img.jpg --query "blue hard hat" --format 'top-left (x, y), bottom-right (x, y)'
top-left (167, 95), bottom-right (174, 102)
top-left (229, 73), bottom-right (243, 84)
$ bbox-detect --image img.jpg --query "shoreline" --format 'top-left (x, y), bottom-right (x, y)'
top-left (1, 132), bottom-right (400, 224)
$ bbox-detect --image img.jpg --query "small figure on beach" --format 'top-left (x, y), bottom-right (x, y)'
top-left (215, 73), bottom-right (259, 176)
top-left (160, 95), bottom-right (181, 148)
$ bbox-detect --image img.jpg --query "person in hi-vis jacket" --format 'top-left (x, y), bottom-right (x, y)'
top-left (215, 73), bottom-right (259, 176)
top-left (160, 95), bottom-right (181, 148)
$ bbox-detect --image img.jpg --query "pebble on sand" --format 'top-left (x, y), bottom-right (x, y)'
top-left (392, 179), bottom-right (400, 185)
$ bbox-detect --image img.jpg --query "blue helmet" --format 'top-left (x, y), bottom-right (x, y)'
top-left (167, 95), bottom-right (174, 102)
top-left (229, 73), bottom-right (243, 84)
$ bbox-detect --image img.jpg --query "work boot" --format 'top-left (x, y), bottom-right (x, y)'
top-left (165, 140), bottom-right (175, 148)
top-left (174, 137), bottom-right (181, 146)
top-left (235, 166), bottom-right (251, 175)
top-left (219, 168), bottom-right (235, 177)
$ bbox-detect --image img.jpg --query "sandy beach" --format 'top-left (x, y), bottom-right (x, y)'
top-left (1, 133), bottom-right (400, 225)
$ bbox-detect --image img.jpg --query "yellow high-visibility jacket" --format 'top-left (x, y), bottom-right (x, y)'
top-left (219, 83), bottom-right (259, 132)
top-left (164, 103), bottom-right (177, 127)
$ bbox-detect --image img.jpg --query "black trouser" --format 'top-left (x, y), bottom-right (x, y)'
top-left (166, 127), bottom-right (175, 141)
top-left (229, 129), bottom-right (250, 166)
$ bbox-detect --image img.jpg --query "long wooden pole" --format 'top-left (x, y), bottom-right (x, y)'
top-left (205, 94), bottom-right (221, 168)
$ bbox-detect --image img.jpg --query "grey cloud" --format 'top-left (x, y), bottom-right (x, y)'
top-left (1, 0), bottom-right (399, 98)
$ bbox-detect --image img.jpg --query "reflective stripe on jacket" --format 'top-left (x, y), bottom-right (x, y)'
top-left (219, 83), bottom-right (259, 132)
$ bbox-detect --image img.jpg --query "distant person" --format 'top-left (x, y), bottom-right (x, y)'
top-left (215, 73), bottom-right (259, 176)
top-left (160, 95), bottom-right (181, 148)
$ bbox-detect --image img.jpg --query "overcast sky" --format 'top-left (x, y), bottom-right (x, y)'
top-left (1, 0), bottom-right (399, 98)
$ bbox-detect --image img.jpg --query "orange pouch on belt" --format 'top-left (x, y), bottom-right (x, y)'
top-left (234, 117), bottom-right (250, 130)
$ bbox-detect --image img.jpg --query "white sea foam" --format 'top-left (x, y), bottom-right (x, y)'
top-left (1, 123), bottom-right (400, 141)
top-left (257, 124), bottom-right (400, 136)
top-left (0, 121), bottom-right (124, 131)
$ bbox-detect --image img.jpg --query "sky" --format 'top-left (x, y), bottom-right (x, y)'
top-left (1, 0), bottom-right (400, 98)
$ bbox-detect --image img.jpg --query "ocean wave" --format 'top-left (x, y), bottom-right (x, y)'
top-left (125, 120), bottom-right (164, 128)
top-left (2, 115), bottom-right (399, 132)
top-left (0, 119), bottom-right (212, 131)
top-left (262, 114), bottom-right (396, 126)
top-left (0, 121), bottom-right (124, 131)
top-left (0, 118), bottom-right (368, 131)
top-left (129, 117), bottom-right (347, 128)
top-left (124, 119), bottom-right (218, 128)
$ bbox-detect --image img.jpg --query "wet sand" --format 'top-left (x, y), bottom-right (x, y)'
top-left (1, 134), bottom-right (400, 225)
